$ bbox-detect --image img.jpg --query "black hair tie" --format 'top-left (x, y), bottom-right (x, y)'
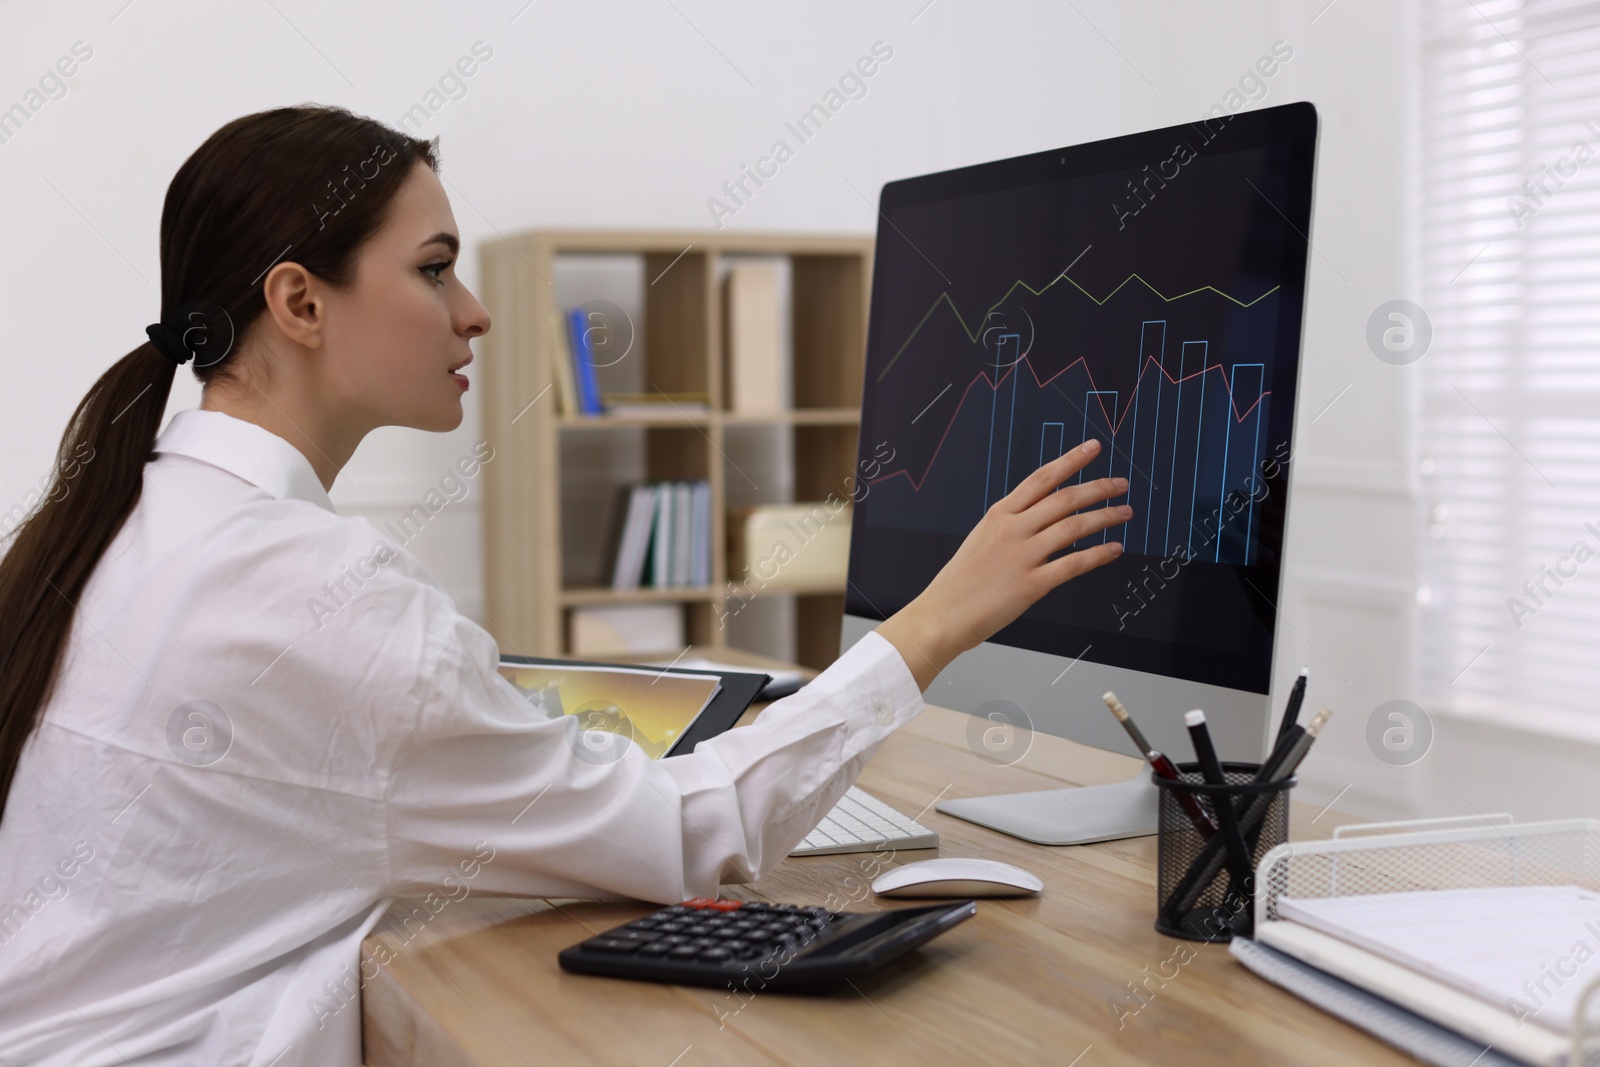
top-left (145, 322), bottom-right (191, 365)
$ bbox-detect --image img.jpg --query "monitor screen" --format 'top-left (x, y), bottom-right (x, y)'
top-left (846, 103), bottom-right (1318, 695)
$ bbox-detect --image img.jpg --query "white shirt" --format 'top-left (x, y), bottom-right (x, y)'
top-left (0, 408), bottom-right (925, 1066)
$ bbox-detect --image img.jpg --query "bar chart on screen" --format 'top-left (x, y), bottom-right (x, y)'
top-left (866, 268), bottom-right (1277, 567)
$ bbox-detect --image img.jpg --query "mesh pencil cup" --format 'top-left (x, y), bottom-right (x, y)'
top-left (1152, 761), bottom-right (1295, 943)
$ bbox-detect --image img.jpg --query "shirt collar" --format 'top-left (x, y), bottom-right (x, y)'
top-left (152, 409), bottom-right (337, 514)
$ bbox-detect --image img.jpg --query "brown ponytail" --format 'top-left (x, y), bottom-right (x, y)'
top-left (0, 105), bottom-right (438, 823)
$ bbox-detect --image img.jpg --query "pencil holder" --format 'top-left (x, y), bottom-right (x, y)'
top-left (1153, 761), bottom-right (1295, 943)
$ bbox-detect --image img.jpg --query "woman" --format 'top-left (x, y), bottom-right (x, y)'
top-left (0, 105), bottom-right (1130, 1065)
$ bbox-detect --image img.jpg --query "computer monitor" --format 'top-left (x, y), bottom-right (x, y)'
top-left (840, 101), bottom-right (1319, 844)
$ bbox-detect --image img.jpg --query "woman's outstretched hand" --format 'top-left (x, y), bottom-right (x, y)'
top-left (874, 438), bottom-right (1131, 691)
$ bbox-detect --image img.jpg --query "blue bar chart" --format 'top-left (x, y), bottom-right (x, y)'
top-left (873, 316), bottom-right (1272, 566)
top-left (1037, 323), bottom-right (1269, 564)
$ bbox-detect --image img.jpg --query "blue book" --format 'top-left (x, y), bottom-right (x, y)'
top-left (566, 308), bottom-right (603, 414)
top-left (690, 480), bottom-right (711, 587)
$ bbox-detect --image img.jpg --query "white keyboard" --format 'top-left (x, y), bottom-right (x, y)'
top-left (790, 786), bottom-right (940, 857)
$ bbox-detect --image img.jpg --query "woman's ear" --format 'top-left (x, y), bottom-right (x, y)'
top-left (261, 261), bottom-right (325, 349)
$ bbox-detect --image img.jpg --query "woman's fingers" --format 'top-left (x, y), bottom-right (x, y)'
top-left (1039, 501), bottom-right (1133, 553)
top-left (876, 440), bottom-right (1136, 685)
top-left (1025, 474), bottom-right (1129, 532)
top-left (1002, 439), bottom-right (1105, 513)
top-left (1040, 539), bottom-right (1127, 586)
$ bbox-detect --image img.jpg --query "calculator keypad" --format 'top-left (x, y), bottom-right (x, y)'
top-left (574, 899), bottom-right (842, 966)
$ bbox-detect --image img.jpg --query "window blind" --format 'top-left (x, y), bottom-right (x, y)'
top-left (1420, 0), bottom-right (1600, 729)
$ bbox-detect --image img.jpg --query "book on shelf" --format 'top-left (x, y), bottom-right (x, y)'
top-left (565, 307), bottom-right (604, 415)
top-left (722, 261), bottom-right (785, 413)
top-left (650, 483), bottom-right (672, 590)
top-left (552, 296), bottom-right (717, 419)
top-left (610, 484), bottom-right (656, 591)
top-left (609, 479), bottom-right (714, 591)
top-left (672, 482), bottom-right (692, 586)
top-left (690, 481), bottom-right (711, 588)
top-left (549, 308), bottom-right (579, 415)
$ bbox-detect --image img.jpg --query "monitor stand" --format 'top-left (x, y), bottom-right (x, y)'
top-left (936, 768), bottom-right (1159, 845)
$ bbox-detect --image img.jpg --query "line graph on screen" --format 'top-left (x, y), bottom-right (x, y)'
top-left (868, 269), bottom-right (1279, 566)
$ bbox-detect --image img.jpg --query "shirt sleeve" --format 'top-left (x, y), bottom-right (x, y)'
top-left (384, 603), bottom-right (926, 904)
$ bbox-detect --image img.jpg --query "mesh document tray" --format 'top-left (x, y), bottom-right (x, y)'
top-left (1254, 816), bottom-right (1600, 1066)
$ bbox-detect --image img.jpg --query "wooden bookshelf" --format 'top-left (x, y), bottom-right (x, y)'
top-left (478, 231), bottom-right (872, 670)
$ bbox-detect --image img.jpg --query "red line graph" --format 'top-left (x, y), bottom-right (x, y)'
top-left (870, 350), bottom-right (1270, 493)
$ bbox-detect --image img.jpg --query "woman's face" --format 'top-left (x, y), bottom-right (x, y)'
top-left (317, 162), bottom-right (490, 433)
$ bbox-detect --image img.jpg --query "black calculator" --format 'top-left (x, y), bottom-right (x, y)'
top-left (558, 896), bottom-right (977, 993)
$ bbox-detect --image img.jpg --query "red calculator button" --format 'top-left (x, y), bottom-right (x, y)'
top-left (683, 897), bottom-right (718, 909)
top-left (706, 899), bottom-right (742, 911)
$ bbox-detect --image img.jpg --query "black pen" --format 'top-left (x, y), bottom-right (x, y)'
top-left (1275, 666), bottom-right (1309, 746)
top-left (1167, 707), bottom-right (1334, 918)
top-left (1185, 709), bottom-right (1254, 901)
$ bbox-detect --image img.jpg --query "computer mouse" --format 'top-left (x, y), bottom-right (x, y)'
top-left (870, 857), bottom-right (1043, 898)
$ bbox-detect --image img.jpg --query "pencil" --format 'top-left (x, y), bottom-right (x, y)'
top-left (1102, 692), bottom-right (1218, 837)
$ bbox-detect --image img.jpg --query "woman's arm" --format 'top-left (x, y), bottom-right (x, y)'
top-left (384, 439), bottom-right (1130, 903)
top-left (877, 438), bottom-right (1129, 690)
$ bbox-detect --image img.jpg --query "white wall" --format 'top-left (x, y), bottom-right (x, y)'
top-left (6, 0), bottom-right (1543, 824)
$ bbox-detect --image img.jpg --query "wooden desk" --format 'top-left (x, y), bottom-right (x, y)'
top-left (362, 693), bottom-right (1407, 1066)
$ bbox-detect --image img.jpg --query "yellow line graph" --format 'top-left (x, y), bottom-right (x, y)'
top-left (875, 270), bottom-right (1281, 383)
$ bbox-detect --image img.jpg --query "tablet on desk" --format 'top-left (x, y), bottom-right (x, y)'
top-left (497, 654), bottom-right (771, 758)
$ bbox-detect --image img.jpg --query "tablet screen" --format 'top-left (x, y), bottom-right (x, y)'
top-left (496, 661), bottom-right (723, 759)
